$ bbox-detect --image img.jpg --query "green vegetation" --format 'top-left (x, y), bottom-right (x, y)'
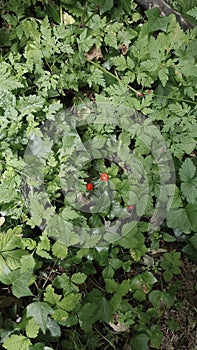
top-left (0, 1), bottom-right (196, 349)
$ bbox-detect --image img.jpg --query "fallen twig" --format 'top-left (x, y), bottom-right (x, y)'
top-left (135, 0), bottom-right (194, 31)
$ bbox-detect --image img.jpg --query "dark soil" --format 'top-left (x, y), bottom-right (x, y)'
top-left (160, 255), bottom-right (197, 350)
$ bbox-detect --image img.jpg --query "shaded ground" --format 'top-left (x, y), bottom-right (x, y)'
top-left (160, 255), bottom-right (197, 350)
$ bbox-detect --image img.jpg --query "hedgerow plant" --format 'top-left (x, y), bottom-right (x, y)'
top-left (0, 0), bottom-right (196, 349)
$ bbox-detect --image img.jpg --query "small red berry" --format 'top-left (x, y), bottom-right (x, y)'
top-left (146, 89), bottom-right (152, 94)
top-left (86, 183), bottom-right (94, 191)
top-left (127, 205), bottom-right (134, 211)
top-left (137, 92), bottom-right (144, 97)
top-left (100, 172), bottom-right (109, 181)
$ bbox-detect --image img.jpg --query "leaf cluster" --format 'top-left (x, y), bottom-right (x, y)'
top-left (0, 0), bottom-right (196, 349)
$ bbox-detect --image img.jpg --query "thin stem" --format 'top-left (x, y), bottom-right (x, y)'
top-left (42, 259), bottom-right (58, 290)
top-left (93, 326), bottom-right (116, 350)
top-left (88, 60), bottom-right (197, 105)
top-left (89, 60), bottom-right (138, 95)
top-left (152, 93), bottom-right (196, 104)
top-left (89, 277), bottom-right (106, 292)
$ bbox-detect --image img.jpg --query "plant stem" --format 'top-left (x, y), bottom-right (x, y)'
top-left (88, 60), bottom-right (197, 105)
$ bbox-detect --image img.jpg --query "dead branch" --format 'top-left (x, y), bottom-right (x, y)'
top-left (135, 0), bottom-right (194, 31)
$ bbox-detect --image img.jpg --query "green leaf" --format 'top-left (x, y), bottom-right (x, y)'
top-left (79, 296), bottom-right (113, 332)
top-left (190, 234), bottom-right (197, 249)
top-left (97, 0), bottom-right (113, 15)
top-left (91, 135), bottom-right (107, 149)
top-left (71, 272), bottom-right (87, 284)
top-left (163, 270), bottom-right (172, 282)
top-left (20, 254), bottom-right (35, 273)
top-left (78, 303), bottom-right (97, 332)
top-left (44, 285), bottom-right (61, 306)
top-left (130, 333), bottom-right (149, 350)
top-left (166, 204), bottom-right (197, 233)
top-left (158, 67), bottom-right (168, 86)
top-left (61, 207), bottom-right (80, 221)
top-left (149, 290), bottom-right (174, 309)
top-left (46, 3), bottom-right (60, 23)
top-left (52, 241), bottom-right (68, 259)
top-left (102, 265), bottom-right (114, 279)
top-left (109, 258), bottom-right (123, 270)
top-left (145, 8), bottom-right (170, 33)
top-left (110, 292), bottom-right (122, 311)
top-left (26, 318), bottom-right (40, 339)
top-left (90, 190), bottom-right (111, 214)
top-left (3, 335), bottom-right (32, 350)
top-left (160, 251), bottom-right (181, 282)
top-left (47, 318), bottom-right (61, 338)
top-left (12, 270), bottom-right (34, 298)
top-left (53, 273), bottom-right (72, 292)
top-left (95, 297), bottom-right (113, 323)
top-left (0, 233), bottom-right (21, 251)
top-left (133, 289), bottom-right (146, 301)
top-left (26, 302), bottom-right (54, 334)
top-left (179, 159), bottom-right (197, 203)
top-left (21, 238), bottom-right (37, 250)
top-left (181, 179), bottom-right (197, 203)
top-left (118, 279), bottom-right (132, 297)
top-left (186, 204), bottom-right (197, 232)
top-left (187, 6), bottom-right (197, 19)
top-left (179, 158), bottom-right (196, 181)
top-left (36, 232), bottom-right (52, 259)
top-left (52, 309), bottom-right (68, 325)
top-left (163, 233), bottom-right (176, 242)
top-left (105, 279), bottom-right (118, 293)
top-left (0, 268), bottom-right (33, 298)
top-left (166, 208), bottom-right (191, 233)
top-left (110, 279), bottom-right (131, 310)
top-left (1, 249), bottom-right (28, 270)
top-left (57, 293), bottom-right (81, 312)
top-left (149, 325), bottom-right (163, 348)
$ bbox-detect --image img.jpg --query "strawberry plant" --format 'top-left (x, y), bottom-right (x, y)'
top-left (0, 0), bottom-right (196, 349)
top-left (100, 172), bottom-right (109, 181)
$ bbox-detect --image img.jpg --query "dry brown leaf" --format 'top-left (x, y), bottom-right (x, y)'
top-left (109, 321), bottom-right (129, 332)
top-left (0, 217), bottom-right (5, 226)
top-left (85, 46), bottom-right (103, 60)
top-left (120, 44), bottom-right (129, 55)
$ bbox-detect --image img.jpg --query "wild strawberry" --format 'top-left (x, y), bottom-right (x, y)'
top-left (137, 92), bottom-right (144, 97)
top-left (127, 205), bottom-right (134, 211)
top-left (100, 172), bottom-right (109, 181)
top-left (86, 183), bottom-right (94, 191)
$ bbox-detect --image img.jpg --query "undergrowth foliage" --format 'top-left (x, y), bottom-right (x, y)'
top-left (0, 1), bottom-right (196, 349)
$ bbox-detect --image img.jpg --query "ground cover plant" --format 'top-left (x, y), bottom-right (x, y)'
top-left (0, 0), bottom-right (197, 349)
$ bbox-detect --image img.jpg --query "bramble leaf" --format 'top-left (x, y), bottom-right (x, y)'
top-left (52, 241), bottom-right (68, 259)
top-left (71, 273), bottom-right (87, 285)
top-left (44, 285), bottom-right (61, 306)
top-left (179, 158), bottom-right (197, 203)
top-left (57, 293), bottom-right (81, 312)
top-left (166, 204), bottom-right (197, 233)
top-left (26, 318), bottom-right (40, 339)
top-left (130, 333), bottom-right (149, 350)
top-left (3, 335), bottom-right (32, 350)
